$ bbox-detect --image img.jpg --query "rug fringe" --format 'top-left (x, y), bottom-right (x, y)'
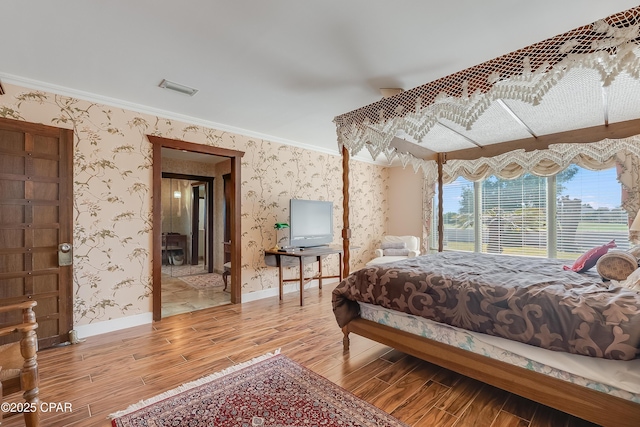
top-left (108, 349), bottom-right (281, 420)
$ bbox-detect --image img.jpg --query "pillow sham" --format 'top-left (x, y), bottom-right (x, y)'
top-left (596, 250), bottom-right (638, 281)
top-left (563, 240), bottom-right (616, 273)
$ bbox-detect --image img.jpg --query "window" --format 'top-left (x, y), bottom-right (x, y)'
top-left (555, 167), bottom-right (629, 257)
top-left (481, 174), bottom-right (547, 256)
top-left (437, 177), bottom-right (475, 252)
top-left (433, 166), bottom-right (630, 259)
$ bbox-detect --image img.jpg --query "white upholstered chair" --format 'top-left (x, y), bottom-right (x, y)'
top-left (366, 235), bottom-right (421, 266)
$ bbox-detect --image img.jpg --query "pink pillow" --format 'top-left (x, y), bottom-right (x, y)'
top-left (563, 240), bottom-right (617, 272)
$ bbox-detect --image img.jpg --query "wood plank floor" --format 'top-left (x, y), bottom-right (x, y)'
top-left (2, 282), bottom-right (602, 427)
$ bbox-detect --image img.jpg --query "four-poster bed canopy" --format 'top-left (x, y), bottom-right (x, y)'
top-left (333, 6), bottom-right (640, 426)
top-left (336, 5), bottom-right (640, 267)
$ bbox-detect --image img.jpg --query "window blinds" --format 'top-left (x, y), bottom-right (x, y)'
top-left (433, 166), bottom-right (629, 259)
top-left (555, 167), bottom-right (629, 258)
top-left (480, 174), bottom-right (547, 257)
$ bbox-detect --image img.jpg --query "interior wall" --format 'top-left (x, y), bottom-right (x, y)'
top-left (387, 166), bottom-right (424, 242)
top-left (0, 82), bottom-right (388, 327)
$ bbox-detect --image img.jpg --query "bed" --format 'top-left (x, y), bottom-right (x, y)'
top-left (331, 7), bottom-right (640, 426)
top-left (334, 252), bottom-right (640, 361)
top-left (332, 253), bottom-right (640, 426)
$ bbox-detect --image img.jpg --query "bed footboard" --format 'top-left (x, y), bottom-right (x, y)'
top-left (342, 317), bottom-right (640, 427)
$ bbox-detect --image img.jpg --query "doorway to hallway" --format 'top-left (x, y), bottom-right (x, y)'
top-left (150, 135), bottom-right (244, 321)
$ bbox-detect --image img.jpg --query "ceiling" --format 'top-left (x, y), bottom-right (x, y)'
top-left (2, 1), bottom-right (639, 162)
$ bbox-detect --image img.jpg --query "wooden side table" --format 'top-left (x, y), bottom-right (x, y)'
top-left (264, 246), bottom-right (343, 306)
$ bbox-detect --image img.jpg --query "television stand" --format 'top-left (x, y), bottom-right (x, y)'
top-left (264, 246), bottom-right (343, 306)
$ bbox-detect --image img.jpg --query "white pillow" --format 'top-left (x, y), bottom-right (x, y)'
top-left (612, 267), bottom-right (640, 292)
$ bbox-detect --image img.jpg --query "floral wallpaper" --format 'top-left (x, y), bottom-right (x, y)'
top-left (0, 83), bottom-right (388, 326)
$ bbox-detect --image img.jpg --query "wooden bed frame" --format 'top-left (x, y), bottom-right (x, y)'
top-left (338, 134), bottom-right (640, 425)
top-left (333, 9), bottom-right (640, 423)
top-left (341, 317), bottom-right (640, 427)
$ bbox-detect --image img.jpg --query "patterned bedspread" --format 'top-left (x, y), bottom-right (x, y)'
top-left (332, 252), bottom-right (640, 360)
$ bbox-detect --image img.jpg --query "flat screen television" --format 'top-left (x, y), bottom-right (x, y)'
top-left (289, 199), bottom-right (333, 248)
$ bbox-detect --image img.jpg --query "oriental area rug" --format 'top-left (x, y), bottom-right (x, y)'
top-left (110, 352), bottom-right (407, 427)
top-left (161, 264), bottom-right (208, 278)
top-left (178, 272), bottom-right (225, 290)
top-left (161, 264), bottom-right (225, 290)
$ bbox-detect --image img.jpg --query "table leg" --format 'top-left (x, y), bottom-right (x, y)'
top-left (318, 256), bottom-right (323, 290)
top-left (278, 260), bottom-right (283, 301)
top-left (299, 257), bottom-right (304, 306)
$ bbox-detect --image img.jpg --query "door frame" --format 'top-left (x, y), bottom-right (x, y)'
top-left (149, 135), bottom-right (243, 321)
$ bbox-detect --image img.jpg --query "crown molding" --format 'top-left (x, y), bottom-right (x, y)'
top-left (0, 73), bottom-right (384, 165)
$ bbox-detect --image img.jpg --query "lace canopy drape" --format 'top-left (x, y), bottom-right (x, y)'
top-left (332, 6), bottom-right (640, 254)
top-left (334, 7), bottom-right (640, 160)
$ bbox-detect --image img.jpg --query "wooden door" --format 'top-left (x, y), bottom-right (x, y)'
top-left (0, 117), bottom-right (73, 349)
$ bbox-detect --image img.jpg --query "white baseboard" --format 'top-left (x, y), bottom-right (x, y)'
top-left (74, 312), bottom-right (153, 339)
top-left (73, 279), bottom-right (337, 338)
top-left (242, 279), bottom-right (322, 303)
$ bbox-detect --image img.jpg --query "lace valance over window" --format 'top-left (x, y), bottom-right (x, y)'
top-left (441, 137), bottom-right (640, 182)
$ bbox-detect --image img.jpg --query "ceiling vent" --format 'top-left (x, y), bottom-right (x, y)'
top-left (159, 79), bottom-right (198, 96)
